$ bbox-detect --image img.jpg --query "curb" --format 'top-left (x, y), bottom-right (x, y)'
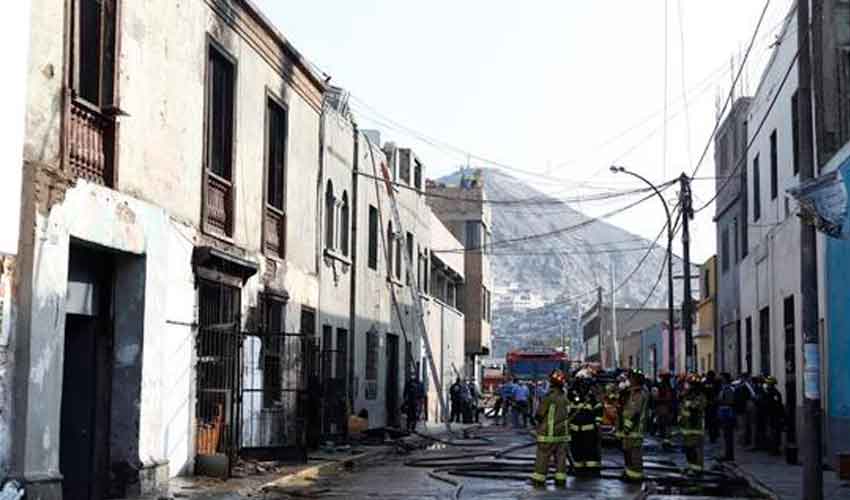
top-left (719, 462), bottom-right (780, 500)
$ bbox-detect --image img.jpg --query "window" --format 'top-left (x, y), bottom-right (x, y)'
top-left (721, 226), bottom-right (730, 273)
top-left (325, 181), bottom-right (335, 249)
top-left (72, 0), bottom-right (118, 107)
top-left (395, 234), bottom-right (402, 280)
top-left (368, 205), bottom-right (379, 270)
top-left (759, 307), bottom-right (771, 376)
top-left (745, 316), bottom-right (753, 373)
top-left (465, 221), bottom-right (482, 249)
top-left (733, 218), bottom-right (739, 262)
top-left (336, 329), bottom-right (348, 381)
top-left (365, 330), bottom-right (379, 381)
top-left (387, 221), bottom-right (395, 279)
top-left (406, 232), bottom-right (414, 285)
top-left (792, 91), bottom-right (800, 175)
top-left (322, 325), bottom-right (333, 382)
top-left (204, 43), bottom-right (236, 236)
top-left (400, 156), bottom-right (411, 184)
top-left (340, 191), bottom-right (350, 257)
top-left (753, 155), bottom-right (761, 221)
top-left (264, 97), bottom-right (287, 257)
top-left (261, 296), bottom-right (286, 408)
top-left (704, 268), bottom-right (711, 297)
top-left (482, 287), bottom-right (492, 322)
top-left (414, 160), bottom-right (423, 190)
top-left (770, 130), bottom-right (778, 200)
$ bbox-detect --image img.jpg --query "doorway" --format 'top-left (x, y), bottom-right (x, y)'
top-left (385, 334), bottom-right (400, 428)
top-left (60, 246), bottom-right (114, 500)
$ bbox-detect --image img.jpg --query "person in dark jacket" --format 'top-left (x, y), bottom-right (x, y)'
top-left (403, 376), bottom-right (421, 432)
top-left (752, 375), bottom-right (768, 450)
top-left (763, 376), bottom-right (784, 455)
top-left (703, 371), bottom-right (721, 444)
top-left (717, 372), bottom-right (737, 461)
top-left (450, 378), bottom-right (464, 423)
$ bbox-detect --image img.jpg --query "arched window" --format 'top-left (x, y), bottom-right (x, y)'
top-left (340, 191), bottom-right (350, 257)
top-left (387, 221), bottom-right (394, 277)
top-left (325, 180), bottom-right (335, 249)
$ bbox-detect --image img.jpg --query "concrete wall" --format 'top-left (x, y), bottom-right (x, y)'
top-left (639, 324), bottom-right (663, 380)
top-left (13, 0), bottom-right (323, 495)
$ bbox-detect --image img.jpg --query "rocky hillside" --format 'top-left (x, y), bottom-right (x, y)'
top-left (437, 168), bottom-right (694, 358)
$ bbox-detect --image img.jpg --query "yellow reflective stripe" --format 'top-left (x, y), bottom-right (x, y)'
top-left (623, 419), bottom-right (634, 430)
top-left (681, 429), bottom-right (704, 436)
top-left (688, 463), bottom-right (704, 471)
top-left (579, 423), bottom-right (596, 431)
top-left (625, 468), bottom-right (644, 479)
top-left (530, 472), bottom-right (546, 482)
top-left (569, 424), bottom-right (580, 431)
top-left (573, 461), bottom-right (586, 467)
top-left (537, 435), bottom-right (569, 443)
top-left (547, 403), bottom-right (555, 438)
top-left (585, 461), bottom-right (601, 467)
top-left (554, 472), bottom-right (567, 481)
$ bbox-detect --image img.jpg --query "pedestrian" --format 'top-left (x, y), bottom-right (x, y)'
top-left (403, 375), bottom-right (420, 432)
top-left (500, 379), bottom-right (516, 426)
top-left (568, 369), bottom-right (603, 477)
top-left (513, 379), bottom-right (531, 428)
top-left (618, 370), bottom-right (649, 482)
top-left (763, 376), bottom-right (784, 455)
top-left (717, 372), bottom-right (737, 462)
top-left (467, 380), bottom-right (481, 424)
top-left (752, 375), bottom-right (768, 450)
top-left (734, 373), bottom-right (755, 446)
top-left (703, 371), bottom-right (720, 444)
top-left (449, 378), bottom-right (463, 423)
top-left (654, 372), bottom-right (675, 448)
top-left (679, 373), bottom-right (707, 476)
top-left (530, 369), bottom-right (570, 488)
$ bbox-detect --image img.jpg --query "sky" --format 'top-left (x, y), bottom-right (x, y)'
top-left (257, 0), bottom-right (794, 263)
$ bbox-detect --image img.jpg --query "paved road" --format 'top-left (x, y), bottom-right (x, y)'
top-left (292, 427), bottom-right (750, 499)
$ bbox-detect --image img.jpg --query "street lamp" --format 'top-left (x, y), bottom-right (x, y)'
top-left (610, 165), bottom-right (676, 373)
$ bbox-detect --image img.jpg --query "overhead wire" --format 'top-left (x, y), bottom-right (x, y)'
top-left (689, 0), bottom-right (772, 178)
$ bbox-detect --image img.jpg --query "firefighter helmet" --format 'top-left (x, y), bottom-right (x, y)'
top-left (765, 375), bottom-right (778, 385)
top-left (550, 369), bottom-right (567, 387)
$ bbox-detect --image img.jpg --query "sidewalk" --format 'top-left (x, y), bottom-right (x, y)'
top-left (725, 445), bottom-right (850, 499)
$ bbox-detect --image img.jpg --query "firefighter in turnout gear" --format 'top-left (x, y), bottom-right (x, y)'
top-left (679, 373), bottom-right (708, 475)
top-left (531, 369), bottom-right (571, 487)
top-left (568, 369), bottom-right (603, 477)
top-left (618, 370), bottom-right (649, 482)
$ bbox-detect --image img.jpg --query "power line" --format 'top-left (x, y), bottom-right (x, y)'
top-left (690, 0), bottom-right (772, 178)
top-left (432, 179), bottom-right (677, 253)
top-left (695, 48), bottom-right (799, 214)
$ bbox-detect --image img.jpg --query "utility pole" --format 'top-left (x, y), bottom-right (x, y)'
top-left (679, 173), bottom-right (695, 373)
top-left (610, 256), bottom-right (619, 368)
top-left (797, 0), bottom-right (823, 497)
top-left (597, 286), bottom-right (604, 367)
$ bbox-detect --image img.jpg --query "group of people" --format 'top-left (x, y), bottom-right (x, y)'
top-left (492, 377), bottom-right (547, 428)
top-left (449, 377), bottom-right (482, 424)
top-left (524, 366), bottom-right (788, 487)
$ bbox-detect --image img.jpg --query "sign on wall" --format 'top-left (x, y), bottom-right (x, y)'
top-left (787, 169), bottom-right (848, 238)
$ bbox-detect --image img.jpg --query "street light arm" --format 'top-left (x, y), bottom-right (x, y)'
top-left (612, 167), bottom-right (672, 232)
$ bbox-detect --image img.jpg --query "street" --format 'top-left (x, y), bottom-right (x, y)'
top-left (269, 424), bottom-right (759, 500)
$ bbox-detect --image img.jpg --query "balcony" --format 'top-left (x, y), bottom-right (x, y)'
top-left (264, 207), bottom-right (286, 258)
top-left (68, 97), bottom-right (115, 186)
top-left (205, 173), bottom-right (233, 236)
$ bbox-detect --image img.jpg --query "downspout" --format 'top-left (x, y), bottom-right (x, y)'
top-left (348, 123), bottom-right (359, 413)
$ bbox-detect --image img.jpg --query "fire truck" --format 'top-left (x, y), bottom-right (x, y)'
top-left (505, 346), bottom-right (570, 381)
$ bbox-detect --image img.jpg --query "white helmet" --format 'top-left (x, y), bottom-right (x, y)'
top-left (576, 368), bottom-right (592, 379)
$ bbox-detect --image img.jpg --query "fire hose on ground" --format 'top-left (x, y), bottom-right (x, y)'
top-left (404, 425), bottom-right (748, 498)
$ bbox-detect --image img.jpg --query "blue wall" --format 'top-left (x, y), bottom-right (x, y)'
top-left (640, 324), bottom-right (663, 380)
top-left (827, 158), bottom-right (850, 420)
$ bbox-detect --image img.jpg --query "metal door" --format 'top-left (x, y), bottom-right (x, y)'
top-left (196, 280), bottom-right (242, 472)
top-left (386, 334), bottom-right (400, 428)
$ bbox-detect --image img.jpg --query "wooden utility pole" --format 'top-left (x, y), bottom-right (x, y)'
top-left (797, 0), bottom-right (824, 497)
top-left (679, 173), bottom-right (695, 373)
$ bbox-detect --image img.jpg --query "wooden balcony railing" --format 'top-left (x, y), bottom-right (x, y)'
top-left (68, 97), bottom-right (114, 186)
top-left (206, 173), bottom-right (233, 236)
top-left (264, 207), bottom-right (286, 258)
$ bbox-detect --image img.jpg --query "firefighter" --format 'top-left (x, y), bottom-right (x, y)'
top-left (654, 372), bottom-right (675, 448)
top-left (618, 370), bottom-right (649, 482)
top-left (568, 369), bottom-right (603, 477)
top-left (764, 376), bottom-right (784, 455)
top-left (679, 373), bottom-right (708, 476)
top-left (531, 369), bottom-right (571, 487)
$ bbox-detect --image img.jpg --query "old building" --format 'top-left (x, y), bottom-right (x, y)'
top-left (427, 174), bottom-right (494, 382)
top-left (737, 4), bottom-right (805, 443)
top-left (714, 97), bottom-right (752, 376)
top-left (11, 0), bottom-right (324, 496)
top-left (695, 255), bottom-right (716, 373)
top-left (581, 299), bottom-right (668, 369)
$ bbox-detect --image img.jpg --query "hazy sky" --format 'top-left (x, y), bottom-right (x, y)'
top-left (256, 0), bottom-right (794, 264)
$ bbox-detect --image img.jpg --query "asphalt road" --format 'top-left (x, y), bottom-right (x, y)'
top-left (292, 425), bottom-right (754, 499)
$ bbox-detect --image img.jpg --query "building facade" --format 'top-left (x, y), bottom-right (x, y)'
top-left (581, 300), bottom-right (668, 369)
top-left (714, 97), bottom-right (752, 376)
top-left (427, 174), bottom-right (494, 381)
top-left (695, 255), bottom-right (716, 373)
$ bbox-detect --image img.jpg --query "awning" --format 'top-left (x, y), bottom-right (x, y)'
top-left (192, 246), bottom-right (259, 282)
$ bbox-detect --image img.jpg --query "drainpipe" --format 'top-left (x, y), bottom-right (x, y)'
top-left (348, 123), bottom-right (359, 412)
